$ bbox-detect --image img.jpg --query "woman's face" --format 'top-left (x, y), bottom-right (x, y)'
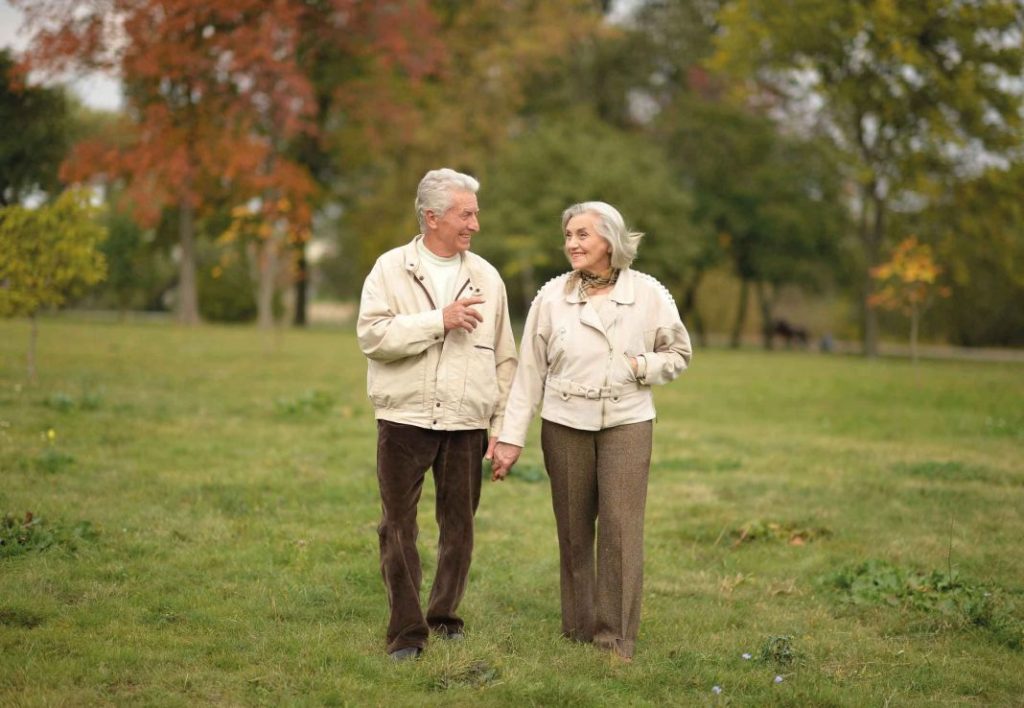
top-left (564, 212), bottom-right (612, 274)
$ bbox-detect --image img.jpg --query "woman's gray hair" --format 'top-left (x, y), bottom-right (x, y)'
top-left (415, 168), bottom-right (480, 232)
top-left (561, 201), bottom-right (643, 270)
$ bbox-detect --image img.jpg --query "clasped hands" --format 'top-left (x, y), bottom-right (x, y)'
top-left (488, 441), bottom-right (521, 482)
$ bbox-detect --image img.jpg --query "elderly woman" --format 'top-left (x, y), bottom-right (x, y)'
top-left (491, 201), bottom-right (691, 661)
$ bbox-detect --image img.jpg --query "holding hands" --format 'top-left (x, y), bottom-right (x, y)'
top-left (490, 442), bottom-right (522, 481)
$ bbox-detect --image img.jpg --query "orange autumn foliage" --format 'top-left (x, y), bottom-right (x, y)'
top-left (13, 0), bottom-right (444, 232)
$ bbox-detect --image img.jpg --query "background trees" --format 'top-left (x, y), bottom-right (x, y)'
top-left (709, 0), bottom-right (1024, 354)
top-left (3, 0), bottom-right (1022, 349)
top-left (0, 49), bottom-right (71, 207)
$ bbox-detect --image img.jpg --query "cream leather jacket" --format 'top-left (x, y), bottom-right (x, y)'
top-left (357, 236), bottom-right (518, 433)
top-left (498, 269), bottom-right (691, 447)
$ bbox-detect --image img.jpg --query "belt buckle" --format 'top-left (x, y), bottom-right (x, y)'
top-left (585, 388), bottom-right (600, 400)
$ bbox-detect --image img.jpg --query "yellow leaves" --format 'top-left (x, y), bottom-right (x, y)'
top-left (869, 236), bottom-right (950, 314)
top-left (0, 188), bottom-right (107, 318)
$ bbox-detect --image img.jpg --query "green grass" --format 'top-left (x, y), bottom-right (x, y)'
top-left (2, 318), bottom-right (1022, 706)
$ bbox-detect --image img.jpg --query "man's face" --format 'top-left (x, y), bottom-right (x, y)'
top-left (424, 190), bottom-right (480, 257)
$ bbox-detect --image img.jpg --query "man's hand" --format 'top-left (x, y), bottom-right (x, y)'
top-left (443, 296), bottom-right (485, 332)
top-left (490, 442), bottom-right (522, 481)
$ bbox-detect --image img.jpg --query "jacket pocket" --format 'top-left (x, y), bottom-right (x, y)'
top-left (367, 355), bottom-right (426, 410)
top-left (458, 345), bottom-right (498, 421)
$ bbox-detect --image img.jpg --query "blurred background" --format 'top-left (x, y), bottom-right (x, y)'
top-left (2, 0), bottom-right (1023, 356)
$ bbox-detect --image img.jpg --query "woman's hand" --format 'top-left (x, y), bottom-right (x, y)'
top-left (490, 442), bottom-right (523, 481)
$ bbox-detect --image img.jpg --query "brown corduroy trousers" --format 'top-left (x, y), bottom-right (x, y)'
top-left (541, 419), bottom-right (653, 659)
top-left (375, 420), bottom-right (487, 654)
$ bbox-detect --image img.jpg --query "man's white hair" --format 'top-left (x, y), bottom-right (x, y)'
top-left (561, 201), bottom-right (643, 270)
top-left (415, 168), bottom-right (480, 231)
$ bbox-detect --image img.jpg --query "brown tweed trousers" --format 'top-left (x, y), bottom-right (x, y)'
top-left (540, 418), bottom-right (653, 658)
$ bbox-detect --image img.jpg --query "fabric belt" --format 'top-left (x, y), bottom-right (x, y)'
top-left (546, 376), bottom-right (641, 402)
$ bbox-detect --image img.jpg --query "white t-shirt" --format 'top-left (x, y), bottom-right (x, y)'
top-left (417, 239), bottom-right (461, 305)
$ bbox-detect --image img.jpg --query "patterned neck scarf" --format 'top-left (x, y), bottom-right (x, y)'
top-left (573, 268), bottom-right (620, 299)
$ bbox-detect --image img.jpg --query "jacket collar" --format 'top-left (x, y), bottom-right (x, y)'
top-left (565, 267), bottom-right (635, 305)
top-left (402, 235), bottom-right (485, 300)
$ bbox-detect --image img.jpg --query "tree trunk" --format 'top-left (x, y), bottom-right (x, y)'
top-left (910, 303), bottom-right (919, 365)
top-left (257, 231), bottom-right (280, 330)
top-left (178, 200), bottom-right (200, 325)
top-left (680, 270), bottom-right (706, 348)
top-left (859, 188), bottom-right (886, 358)
top-left (729, 278), bottom-right (749, 349)
top-left (755, 280), bottom-right (774, 350)
top-left (293, 241), bottom-right (308, 327)
top-left (27, 313), bottom-right (37, 383)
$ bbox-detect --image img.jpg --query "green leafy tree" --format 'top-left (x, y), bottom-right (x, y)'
top-left (96, 204), bottom-right (175, 315)
top-left (902, 164), bottom-right (1024, 346)
top-left (331, 0), bottom-right (608, 288)
top-left (0, 49), bottom-right (71, 206)
top-left (656, 95), bottom-right (847, 348)
top-left (480, 112), bottom-right (697, 317)
top-left (0, 189), bottom-right (107, 381)
top-left (711, 0), bottom-right (1024, 355)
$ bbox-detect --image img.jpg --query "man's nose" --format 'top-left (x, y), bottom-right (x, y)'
top-left (469, 215), bottom-right (480, 232)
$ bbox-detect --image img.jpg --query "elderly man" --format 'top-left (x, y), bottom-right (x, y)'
top-left (357, 168), bottom-right (517, 661)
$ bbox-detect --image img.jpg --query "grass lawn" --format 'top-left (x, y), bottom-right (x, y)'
top-left (1, 318), bottom-right (1022, 706)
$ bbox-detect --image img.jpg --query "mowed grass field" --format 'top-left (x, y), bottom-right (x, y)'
top-left (1, 318), bottom-right (1022, 707)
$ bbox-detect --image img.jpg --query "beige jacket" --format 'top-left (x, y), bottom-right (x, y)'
top-left (357, 236), bottom-right (518, 434)
top-left (498, 269), bottom-right (691, 447)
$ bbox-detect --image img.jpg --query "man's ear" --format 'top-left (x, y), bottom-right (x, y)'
top-left (424, 209), bottom-right (438, 230)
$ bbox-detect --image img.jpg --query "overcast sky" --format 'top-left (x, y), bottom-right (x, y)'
top-left (1, 0), bottom-right (122, 110)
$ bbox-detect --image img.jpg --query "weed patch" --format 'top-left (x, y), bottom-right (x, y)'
top-left (273, 389), bottom-right (335, 417)
top-left (0, 607), bottom-right (45, 628)
top-left (431, 659), bottom-right (500, 691)
top-left (825, 560), bottom-right (1023, 649)
top-left (42, 391), bottom-right (103, 412)
top-left (33, 446), bottom-right (75, 473)
top-left (0, 512), bottom-right (98, 558)
top-left (758, 635), bottom-right (797, 667)
top-left (892, 460), bottom-right (1019, 486)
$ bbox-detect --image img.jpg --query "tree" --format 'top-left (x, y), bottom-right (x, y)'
top-left (0, 189), bottom-right (107, 381)
top-left (711, 0), bottom-right (1024, 355)
top-left (15, 0), bottom-right (319, 326)
top-left (655, 95), bottom-right (846, 348)
top-left (328, 0), bottom-right (608, 288)
top-left (95, 202), bottom-right (176, 315)
top-left (479, 112), bottom-right (697, 317)
top-left (901, 163), bottom-right (1024, 346)
top-left (0, 49), bottom-right (72, 206)
top-left (869, 235), bottom-right (950, 363)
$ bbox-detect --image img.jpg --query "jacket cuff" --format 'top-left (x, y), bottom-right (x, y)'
top-left (636, 354), bottom-right (649, 383)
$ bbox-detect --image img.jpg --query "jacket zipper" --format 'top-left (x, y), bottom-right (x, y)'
top-left (412, 272), bottom-right (436, 309)
top-left (453, 278), bottom-right (471, 301)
